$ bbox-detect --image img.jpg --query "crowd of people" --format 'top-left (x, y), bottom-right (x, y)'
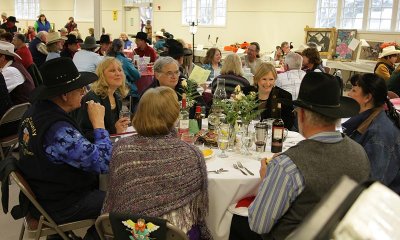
top-left (0, 10), bottom-right (400, 240)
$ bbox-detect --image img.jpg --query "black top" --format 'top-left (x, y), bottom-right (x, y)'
top-left (244, 86), bottom-right (294, 129)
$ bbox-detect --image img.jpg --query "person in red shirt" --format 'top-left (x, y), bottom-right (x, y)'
top-left (133, 31), bottom-right (157, 63)
top-left (12, 34), bottom-right (33, 69)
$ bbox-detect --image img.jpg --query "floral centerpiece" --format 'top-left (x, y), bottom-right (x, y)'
top-left (180, 79), bottom-right (199, 108)
top-left (218, 85), bottom-right (262, 126)
top-left (380, 42), bottom-right (400, 50)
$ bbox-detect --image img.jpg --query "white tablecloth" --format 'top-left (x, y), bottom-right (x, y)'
top-left (326, 60), bottom-right (376, 73)
top-left (205, 131), bottom-right (304, 240)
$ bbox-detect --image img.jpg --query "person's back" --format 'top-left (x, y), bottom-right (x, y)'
top-left (29, 37), bottom-right (47, 67)
top-left (73, 49), bottom-right (102, 72)
top-left (265, 135), bottom-right (370, 239)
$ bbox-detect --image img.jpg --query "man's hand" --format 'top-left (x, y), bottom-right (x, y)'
top-left (87, 100), bottom-right (105, 129)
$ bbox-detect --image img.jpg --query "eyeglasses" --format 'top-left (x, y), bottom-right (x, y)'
top-left (161, 71), bottom-right (180, 78)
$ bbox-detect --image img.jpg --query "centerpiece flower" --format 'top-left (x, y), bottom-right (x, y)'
top-left (180, 79), bottom-right (199, 108)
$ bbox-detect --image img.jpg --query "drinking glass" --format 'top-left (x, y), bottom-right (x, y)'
top-left (217, 124), bottom-right (230, 158)
top-left (241, 131), bottom-right (255, 155)
top-left (263, 118), bottom-right (275, 145)
top-left (119, 108), bottom-right (131, 127)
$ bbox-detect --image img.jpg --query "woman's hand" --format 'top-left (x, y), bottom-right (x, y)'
top-left (259, 158), bottom-right (268, 179)
top-left (115, 117), bottom-right (130, 134)
top-left (87, 100), bottom-right (105, 129)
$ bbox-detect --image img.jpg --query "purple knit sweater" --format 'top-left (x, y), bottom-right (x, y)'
top-left (102, 130), bottom-right (211, 239)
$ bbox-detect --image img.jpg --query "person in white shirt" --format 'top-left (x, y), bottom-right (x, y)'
top-left (73, 36), bottom-right (103, 72)
top-left (276, 52), bottom-right (306, 100)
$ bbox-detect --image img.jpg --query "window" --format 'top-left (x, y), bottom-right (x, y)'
top-left (316, 0), bottom-right (338, 27)
top-left (182, 0), bottom-right (227, 26)
top-left (125, 0), bottom-right (152, 4)
top-left (316, 0), bottom-right (400, 32)
top-left (368, 0), bottom-right (393, 30)
top-left (341, 0), bottom-right (365, 29)
top-left (15, 0), bottom-right (40, 20)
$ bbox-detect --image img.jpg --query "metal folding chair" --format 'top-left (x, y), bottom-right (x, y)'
top-left (0, 103), bottom-right (30, 160)
top-left (10, 171), bottom-right (95, 240)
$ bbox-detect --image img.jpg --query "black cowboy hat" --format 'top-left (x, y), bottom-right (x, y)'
top-left (133, 31), bottom-right (151, 44)
top-left (65, 34), bottom-right (79, 44)
top-left (80, 36), bottom-right (99, 49)
top-left (30, 57), bottom-right (97, 101)
top-left (96, 34), bottom-right (111, 44)
top-left (293, 72), bottom-right (359, 118)
top-left (7, 16), bottom-right (18, 23)
top-left (160, 39), bottom-right (192, 59)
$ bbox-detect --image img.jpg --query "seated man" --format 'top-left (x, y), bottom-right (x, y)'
top-left (133, 31), bottom-right (157, 63)
top-left (73, 36), bottom-right (103, 73)
top-left (276, 52), bottom-right (306, 100)
top-left (0, 41), bottom-right (35, 104)
top-left (12, 33), bottom-right (34, 69)
top-left (18, 57), bottom-right (111, 239)
top-left (230, 72), bottom-right (371, 240)
top-left (241, 42), bottom-right (262, 75)
top-left (28, 31), bottom-right (48, 67)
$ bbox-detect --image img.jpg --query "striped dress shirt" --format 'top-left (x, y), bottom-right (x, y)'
top-left (276, 69), bottom-right (306, 100)
top-left (248, 131), bottom-right (344, 234)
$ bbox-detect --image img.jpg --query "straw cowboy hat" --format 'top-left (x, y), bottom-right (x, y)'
top-left (379, 46), bottom-right (400, 58)
top-left (293, 72), bottom-right (359, 118)
top-left (46, 32), bottom-right (67, 45)
top-left (0, 40), bottom-right (21, 59)
top-left (31, 57), bottom-right (97, 101)
top-left (155, 31), bottom-right (166, 38)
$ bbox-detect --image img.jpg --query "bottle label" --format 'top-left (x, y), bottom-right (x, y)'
top-left (272, 127), bottom-right (284, 140)
top-left (179, 120), bottom-right (189, 131)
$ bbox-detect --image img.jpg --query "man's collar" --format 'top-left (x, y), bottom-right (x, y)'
top-left (0, 60), bottom-right (13, 71)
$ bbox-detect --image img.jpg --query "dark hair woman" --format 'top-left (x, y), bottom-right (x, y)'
top-left (343, 73), bottom-right (400, 194)
top-left (202, 47), bottom-right (222, 81)
top-left (301, 47), bottom-right (324, 73)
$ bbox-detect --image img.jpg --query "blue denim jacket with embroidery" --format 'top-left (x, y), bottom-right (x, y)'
top-left (343, 109), bottom-right (400, 194)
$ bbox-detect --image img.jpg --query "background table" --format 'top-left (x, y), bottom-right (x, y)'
top-left (205, 131), bottom-right (304, 240)
top-left (326, 60), bottom-right (376, 73)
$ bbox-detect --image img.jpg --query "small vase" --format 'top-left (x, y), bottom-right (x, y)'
top-left (227, 124), bottom-right (236, 152)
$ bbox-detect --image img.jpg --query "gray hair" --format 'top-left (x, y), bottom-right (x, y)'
top-left (284, 52), bottom-right (303, 70)
top-left (303, 108), bottom-right (338, 126)
top-left (153, 56), bottom-right (179, 73)
top-left (37, 31), bottom-right (48, 41)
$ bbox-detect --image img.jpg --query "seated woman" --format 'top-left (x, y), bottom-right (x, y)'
top-left (102, 87), bottom-right (211, 240)
top-left (120, 32), bottom-right (132, 49)
top-left (343, 74), bottom-right (400, 194)
top-left (245, 62), bottom-right (294, 129)
top-left (374, 46), bottom-right (400, 81)
top-left (301, 47), bottom-right (325, 73)
top-left (202, 47), bottom-right (222, 81)
top-left (212, 53), bottom-right (250, 97)
top-left (145, 56), bottom-right (205, 118)
top-left (107, 39), bottom-right (141, 111)
top-left (77, 57), bottom-right (130, 140)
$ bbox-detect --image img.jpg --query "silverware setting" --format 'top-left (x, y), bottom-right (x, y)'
top-left (237, 161), bottom-right (254, 176)
top-left (233, 164), bottom-right (248, 175)
top-left (208, 168), bottom-right (229, 174)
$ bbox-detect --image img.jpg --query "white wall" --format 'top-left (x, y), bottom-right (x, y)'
top-left (1, 0), bottom-right (400, 52)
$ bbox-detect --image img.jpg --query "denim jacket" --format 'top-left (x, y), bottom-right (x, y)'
top-left (343, 108), bottom-right (400, 194)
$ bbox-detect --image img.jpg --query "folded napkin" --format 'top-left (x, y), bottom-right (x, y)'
top-left (235, 196), bottom-right (256, 208)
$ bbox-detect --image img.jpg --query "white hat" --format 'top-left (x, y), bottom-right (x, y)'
top-left (379, 46), bottom-right (400, 58)
top-left (0, 40), bottom-right (21, 59)
top-left (155, 31), bottom-right (165, 38)
top-left (46, 32), bottom-right (67, 45)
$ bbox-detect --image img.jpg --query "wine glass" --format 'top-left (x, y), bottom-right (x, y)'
top-left (217, 124), bottom-right (230, 158)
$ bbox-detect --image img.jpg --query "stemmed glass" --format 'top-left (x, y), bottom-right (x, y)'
top-left (217, 124), bottom-right (230, 158)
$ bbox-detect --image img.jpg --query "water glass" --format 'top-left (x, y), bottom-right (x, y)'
top-left (241, 131), bottom-right (255, 155)
top-left (217, 124), bottom-right (230, 158)
top-left (119, 108), bottom-right (131, 126)
top-left (263, 118), bottom-right (275, 145)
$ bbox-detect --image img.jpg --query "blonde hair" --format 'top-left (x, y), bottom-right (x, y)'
top-left (92, 57), bottom-right (129, 99)
top-left (133, 87), bottom-right (179, 136)
top-left (221, 53), bottom-right (243, 76)
top-left (253, 62), bottom-right (277, 86)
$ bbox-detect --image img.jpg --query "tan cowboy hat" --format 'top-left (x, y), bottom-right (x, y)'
top-left (155, 31), bottom-right (165, 38)
top-left (379, 46), bottom-right (400, 58)
top-left (0, 40), bottom-right (21, 59)
top-left (46, 32), bottom-right (67, 45)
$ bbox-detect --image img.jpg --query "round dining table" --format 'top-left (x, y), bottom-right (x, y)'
top-left (205, 130), bottom-right (304, 240)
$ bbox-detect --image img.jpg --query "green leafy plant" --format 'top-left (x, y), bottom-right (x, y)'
top-left (218, 85), bottom-right (263, 125)
top-left (180, 79), bottom-right (200, 108)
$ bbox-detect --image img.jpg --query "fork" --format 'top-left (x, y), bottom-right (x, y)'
top-left (233, 164), bottom-right (248, 175)
top-left (237, 162), bottom-right (254, 176)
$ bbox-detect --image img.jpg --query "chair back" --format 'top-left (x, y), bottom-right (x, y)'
top-left (95, 213), bottom-right (189, 240)
top-left (10, 171), bottom-right (96, 240)
top-left (0, 102), bottom-right (30, 126)
top-left (27, 63), bottom-right (43, 87)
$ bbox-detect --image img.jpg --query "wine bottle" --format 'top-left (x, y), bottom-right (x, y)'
top-left (195, 105), bottom-right (202, 130)
top-left (271, 103), bottom-right (284, 153)
top-left (178, 98), bottom-right (189, 137)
